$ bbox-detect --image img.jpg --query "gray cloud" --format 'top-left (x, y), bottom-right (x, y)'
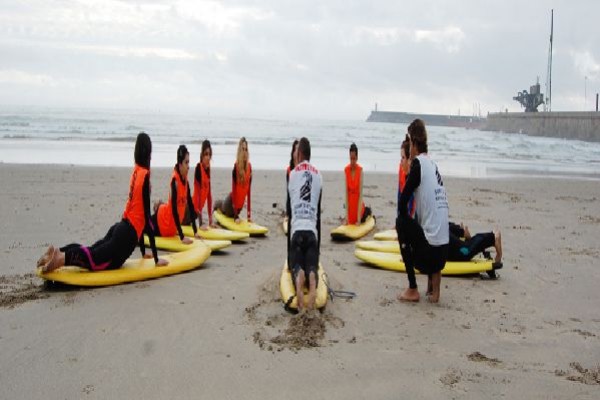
top-left (1, 0), bottom-right (599, 118)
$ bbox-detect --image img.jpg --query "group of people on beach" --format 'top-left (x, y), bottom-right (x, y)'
top-left (37, 118), bottom-right (502, 310)
top-left (37, 135), bottom-right (254, 274)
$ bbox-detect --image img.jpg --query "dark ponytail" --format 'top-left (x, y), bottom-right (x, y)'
top-left (134, 132), bottom-right (152, 168)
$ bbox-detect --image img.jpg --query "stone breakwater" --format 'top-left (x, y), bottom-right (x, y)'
top-left (484, 111), bottom-right (600, 142)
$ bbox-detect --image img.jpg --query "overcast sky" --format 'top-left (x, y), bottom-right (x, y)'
top-left (1, 0), bottom-right (599, 119)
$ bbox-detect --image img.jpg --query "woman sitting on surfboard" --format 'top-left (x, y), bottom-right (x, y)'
top-left (190, 140), bottom-right (216, 230)
top-left (37, 132), bottom-right (168, 272)
top-left (397, 119), bottom-right (449, 303)
top-left (151, 145), bottom-right (198, 243)
top-left (344, 143), bottom-right (372, 226)
top-left (214, 137), bottom-right (252, 224)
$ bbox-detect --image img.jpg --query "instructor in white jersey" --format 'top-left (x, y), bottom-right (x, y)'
top-left (396, 119), bottom-right (449, 303)
top-left (286, 137), bottom-right (323, 311)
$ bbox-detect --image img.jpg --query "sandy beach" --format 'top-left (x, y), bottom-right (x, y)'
top-left (1, 163), bottom-right (599, 399)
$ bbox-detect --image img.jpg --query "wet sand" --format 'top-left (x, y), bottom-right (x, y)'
top-left (1, 163), bottom-right (599, 398)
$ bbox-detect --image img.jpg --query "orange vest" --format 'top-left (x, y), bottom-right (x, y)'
top-left (399, 164), bottom-right (416, 218)
top-left (345, 163), bottom-right (365, 225)
top-left (122, 164), bottom-right (149, 239)
top-left (232, 162), bottom-right (251, 213)
top-left (399, 163), bottom-right (407, 192)
top-left (193, 163), bottom-right (211, 215)
top-left (157, 168), bottom-right (189, 237)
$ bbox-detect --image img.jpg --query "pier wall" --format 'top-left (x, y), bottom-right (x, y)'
top-left (484, 112), bottom-right (600, 142)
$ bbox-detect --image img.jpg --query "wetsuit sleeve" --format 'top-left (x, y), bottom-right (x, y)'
top-left (286, 178), bottom-right (292, 266)
top-left (232, 166), bottom-right (239, 219)
top-left (247, 166), bottom-right (252, 220)
top-left (344, 170), bottom-right (349, 222)
top-left (142, 175), bottom-right (158, 263)
top-left (207, 171), bottom-right (213, 226)
top-left (187, 184), bottom-right (197, 235)
top-left (449, 222), bottom-right (464, 237)
top-left (317, 187), bottom-right (322, 254)
top-left (194, 164), bottom-right (202, 214)
top-left (170, 178), bottom-right (185, 241)
top-left (399, 158), bottom-right (421, 289)
top-left (357, 169), bottom-right (364, 223)
top-left (397, 174), bottom-right (402, 217)
top-left (399, 158), bottom-right (421, 220)
top-left (285, 171), bottom-right (290, 218)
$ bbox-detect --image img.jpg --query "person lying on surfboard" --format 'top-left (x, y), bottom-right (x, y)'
top-left (344, 143), bottom-right (372, 226)
top-left (37, 132), bottom-right (168, 272)
top-left (287, 137), bottom-right (322, 312)
top-left (397, 119), bottom-right (449, 303)
top-left (151, 145), bottom-right (199, 244)
top-left (188, 139), bottom-right (217, 230)
top-left (448, 222), bottom-right (502, 265)
top-left (214, 137), bottom-right (252, 224)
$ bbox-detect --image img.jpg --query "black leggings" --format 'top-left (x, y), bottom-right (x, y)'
top-left (449, 232), bottom-right (495, 261)
top-left (60, 219), bottom-right (138, 271)
top-left (396, 216), bottom-right (448, 289)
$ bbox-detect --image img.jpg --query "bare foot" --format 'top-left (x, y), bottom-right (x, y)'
top-left (41, 247), bottom-right (63, 273)
top-left (37, 245), bottom-right (55, 268)
top-left (494, 229), bottom-right (502, 263)
top-left (398, 288), bottom-right (420, 302)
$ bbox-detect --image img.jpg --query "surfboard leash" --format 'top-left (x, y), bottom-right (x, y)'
top-left (323, 273), bottom-right (357, 301)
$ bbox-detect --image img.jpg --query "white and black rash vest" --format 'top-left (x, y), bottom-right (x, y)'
top-left (287, 160), bottom-right (323, 238)
top-left (402, 154), bottom-right (449, 246)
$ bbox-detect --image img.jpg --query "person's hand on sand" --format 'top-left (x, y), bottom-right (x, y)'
top-left (235, 217), bottom-right (241, 224)
top-left (199, 225), bottom-right (209, 231)
top-left (209, 223), bottom-right (218, 229)
top-left (156, 258), bottom-right (169, 267)
top-left (182, 237), bottom-right (193, 245)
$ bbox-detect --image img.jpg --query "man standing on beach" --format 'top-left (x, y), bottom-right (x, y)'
top-left (286, 137), bottom-right (323, 311)
top-left (397, 119), bottom-right (449, 303)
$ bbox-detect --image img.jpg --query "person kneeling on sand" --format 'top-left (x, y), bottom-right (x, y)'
top-left (286, 137), bottom-right (323, 312)
top-left (396, 119), bottom-right (449, 303)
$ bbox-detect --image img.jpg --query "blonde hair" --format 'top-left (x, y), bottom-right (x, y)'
top-left (236, 137), bottom-right (249, 183)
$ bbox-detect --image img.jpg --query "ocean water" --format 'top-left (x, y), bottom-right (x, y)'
top-left (1, 106), bottom-right (600, 180)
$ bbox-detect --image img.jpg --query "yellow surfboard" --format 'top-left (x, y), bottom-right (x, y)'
top-left (354, 249), bottom-right (499, 276)
top-left (280, 261), bottom-right (328, 310)
top-left (330, 215), bottom-right (375, 241)
top-left (37, 244), bottom-right (211, 286)
top-left (373, 229), bottom-right (397, 241)
top-left (356, 240), bottom-right (399, 253)
top-left (213, 210), bottom-right (269, 236)
top-left (144, 235), bottom-right (231, 252)
top-left (181, 225), bottom-right (249, 241)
